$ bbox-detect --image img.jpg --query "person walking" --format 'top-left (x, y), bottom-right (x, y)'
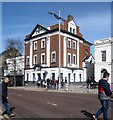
top-left (93, 72), bottom-right (112, 120)
top-left (2, 77), bottom-right (15, 117)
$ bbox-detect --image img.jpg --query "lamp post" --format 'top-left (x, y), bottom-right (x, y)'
top-left (48, 10), bottom-right (65, 90)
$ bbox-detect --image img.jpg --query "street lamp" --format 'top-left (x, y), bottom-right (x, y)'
top-left (48, 10), bottom-right (65, 90)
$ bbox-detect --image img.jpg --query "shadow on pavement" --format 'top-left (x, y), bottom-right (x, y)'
top-left (80, 110), bottom-right (94, 120)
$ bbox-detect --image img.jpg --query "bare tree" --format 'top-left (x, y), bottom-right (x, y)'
top-left (5, 38), bottom-right (24, 86)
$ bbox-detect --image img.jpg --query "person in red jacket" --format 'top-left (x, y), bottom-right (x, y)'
top-left (93, 72), bottom-right (112, 120)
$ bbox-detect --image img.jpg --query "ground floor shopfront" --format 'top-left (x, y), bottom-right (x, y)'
top-left (25, 67), bottom-right (84, 84)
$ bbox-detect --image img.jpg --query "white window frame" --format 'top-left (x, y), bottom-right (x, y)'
top-left (68, 53), bottom-right (71, 64)
top-left (26, 56), bottom-right (30, 65)
top-left (70, 27), bottom-right (72, 33)
top-left (51, 51), bottom-right (56, 63)
top-left (41, 53), bottom-right (45, 64)
top-left (34, 41), bottom-right (37, 50)
top-left (73, 29), bottom-right (75, 34)
top-left (41, 39), bottom-right (45, 49)
top-left (73, 54), bottom-right (76, 64)
top-left (73, 40), bottom-right (76, 50)
top-left (34, 54), bottom-right (37, 65)
top-left (101, 50), bottom-right (106, 62)
top-left (68, 38), bottom-right (71, 49)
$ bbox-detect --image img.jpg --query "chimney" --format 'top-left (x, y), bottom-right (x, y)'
top-left (67, 15), bottom-right (74, 22)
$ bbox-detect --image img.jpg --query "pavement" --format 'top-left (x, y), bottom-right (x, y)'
top-left (9, 84), bottom-right (98, 94)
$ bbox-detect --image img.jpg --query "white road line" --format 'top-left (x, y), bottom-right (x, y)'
top-left (47, 102), bottom-right (58, 107)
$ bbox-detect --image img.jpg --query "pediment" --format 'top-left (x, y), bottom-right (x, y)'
top-left (30, 24), bottom-right (49, 37)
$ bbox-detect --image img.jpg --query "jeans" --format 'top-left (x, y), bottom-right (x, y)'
top-left (3, 101), bottom-right (11, 115)
top-left (96, 99), bottom-right (110, 120)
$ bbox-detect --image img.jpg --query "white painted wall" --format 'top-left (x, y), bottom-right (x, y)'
top-left (68, 21), bottom-right (76, 34)
top-left (25, 67), bottom-right (84, 83)
top-left (95, 37), bottom-right (113, 83)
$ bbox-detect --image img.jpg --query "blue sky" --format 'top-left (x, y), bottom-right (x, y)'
top-left (2, 2), bottom-right (111, 55)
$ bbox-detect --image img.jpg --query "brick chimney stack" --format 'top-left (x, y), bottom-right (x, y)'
top-left (67, 15), bottom-right (74, 22)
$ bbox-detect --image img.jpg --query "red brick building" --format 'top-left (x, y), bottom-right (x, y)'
top-left (24, 15), bottom-right (92, 83)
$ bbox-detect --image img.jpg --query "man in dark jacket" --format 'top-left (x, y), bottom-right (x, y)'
top-left (93, 72), bottom-right (112, 120)
top-left (2, 77), bottom-right (15, 117)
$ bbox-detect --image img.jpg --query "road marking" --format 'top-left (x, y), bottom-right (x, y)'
top-left (47, 102), bottom-right (58, 107)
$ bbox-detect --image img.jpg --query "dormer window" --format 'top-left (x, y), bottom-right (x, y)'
top-left (73, 29), bottom-right (75, 34)
top-left (70, 27), bottom-right (72, 33)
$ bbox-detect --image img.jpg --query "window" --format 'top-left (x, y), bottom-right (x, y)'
top-left (51, 73), bottom-right (55, 80)
top-left (34, 55), bottom-right (37, 65)
top-left (101, 51), bottom-right (106, 62)
top-left (27, 73), bottom-right (29, 82)
top-left (26, 56), bottom-right (29, 65)
top-left (79, 74), bottom-right (82, 82)
top-left (33, 73), bottom-right (35, 81)
top-left (68, 54), bottom-right (71, 64)
top-left (68, 39), bottom-right (71, 48)
top-left (73, 55), bottom-right (76, 64)
top-left (73, 73), bottom-right (76, 82)
top-left (51, 51), bottom-right (56, 63)
top-left (41, 39), bottom-right (45, 49)
top-left (41, 53), bottom-right (45, 64)
top-left (73, 41), bottom-right (76, 50)
top-left (70, 27), bottom-right (72, 33)
top-left (73, 29), bottom-right (75, 34)
top-left (68, 73), bottom-right (71, 82)
top-left (34, 41), bottom-right (37, 50)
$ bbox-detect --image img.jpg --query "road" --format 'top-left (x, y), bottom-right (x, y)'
top-left (8, 89), bottom-right (112, 119)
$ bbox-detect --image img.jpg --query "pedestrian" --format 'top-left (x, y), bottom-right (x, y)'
top-left (92, 72), bottom-right (112, 120)
top-left (47, 78), bottom-right (50, 89)
top-left (86, 77), bottom-right (90, 88)
top-left (2, 77), bottom-right (15, 117)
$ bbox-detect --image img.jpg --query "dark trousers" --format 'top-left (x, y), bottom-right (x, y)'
top-left (96, 99), bottom-right (110, 120)
top-left (2, 101), bottom-right (11, 115)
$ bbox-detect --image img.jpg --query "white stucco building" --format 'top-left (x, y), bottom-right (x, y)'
top-left (6, 56), bottom-right (24, 76)
top-left (94, 37), bottom-right (113, 84)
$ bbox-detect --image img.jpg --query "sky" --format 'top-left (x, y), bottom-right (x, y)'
top-left (1, 2), bottom-right (111, 55)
